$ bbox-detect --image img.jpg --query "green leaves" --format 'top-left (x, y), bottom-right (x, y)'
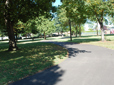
top-left (38, 16), bottom-right (55, 35)
top-left (0, 0), bottom-right (56, 27)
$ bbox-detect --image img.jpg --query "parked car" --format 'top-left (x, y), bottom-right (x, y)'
top-left (52, 34), bottom-right (58, 37)
top-left (110, 28), bottom-right (114, 34)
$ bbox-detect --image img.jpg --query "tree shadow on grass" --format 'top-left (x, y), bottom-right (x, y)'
top-left (0, 42), bottom-right (67, 85)
top-left (67, 38), bottom-right (101, 43)
top-left (17, 38), bottom-right (43, 43)
top-left (9, 65), bottom-right (65, 85)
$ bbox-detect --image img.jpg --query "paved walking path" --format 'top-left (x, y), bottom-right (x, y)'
top-left (9, 42), bottom-right (114, 85)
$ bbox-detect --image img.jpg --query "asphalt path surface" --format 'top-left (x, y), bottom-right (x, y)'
top-left (9, 42), bottom-right (114, 85)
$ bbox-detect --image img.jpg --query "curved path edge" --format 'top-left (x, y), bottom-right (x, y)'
top-left (9, 41), bottom-right (114, 85)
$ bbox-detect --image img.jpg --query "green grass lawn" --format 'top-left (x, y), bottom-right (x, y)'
top-left (0, 42), bottom-right (68, 85)
top-left (46, 34), bottom-right (114, 50)
top-left (71, 35), bottom-right (114, 50)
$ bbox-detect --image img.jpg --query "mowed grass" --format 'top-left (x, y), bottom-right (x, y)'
top-left (0, 42), bottom-right (68, 85)
top-left (72, 35), bottom-right (114, 50)
top-left (47, 34), bottom-right (114, 50)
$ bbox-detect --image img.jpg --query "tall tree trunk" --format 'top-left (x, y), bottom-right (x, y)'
top-left (97, 29), bottom-right (98, 36)
top-left (32, 34), bottom-right (34, 40)
top-left (96, 22), bottom-right (99, 36)
top-left (58, 32), bottom-right (59, 35)
top-left (7, 21), bottom-right (18, 51)
top-left (75, 26), bottom-right (77, 37)
top-left (15, 31), bottom-right (18, 42)
top-left (2, 37), bottom-right (3, 41)
top-left (99, 21), bottom-right (105, 41)
top-left (79, 24), bottom-right (81, 37)
top-left (96, 10), bottom-right (104, 41)
top-left (69, 19), bottom-right (72, 41)
top-left (44, 31), bottom-right (46, 40)
top-left (1, 33), bottom-right (3, 41)
top-left (4, 0), bottom-right (18, 51)
top-left (61, 30), bottom-right (63, 37)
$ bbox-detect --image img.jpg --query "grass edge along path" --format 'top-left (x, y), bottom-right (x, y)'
top-left (0, 42), bottom-right (68, 85)
top-left (46, 35), bottom-right (114, 50)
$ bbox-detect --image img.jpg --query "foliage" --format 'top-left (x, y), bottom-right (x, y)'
top-left (57, 6), bottom-right (69, 32)
top-left (61, 0), bottom-right (87, 37)
top-left (85, 0), bottom-right (114, 41)
top-left (13, 21), bottom-right (25, 36)
top-left (0, 0), bottom-right (56, 50)
top-left (23, 18), bottom-right (39, 36)
top-left (15, 15), bottom-right (55, 39)
top-left (0, 0), bottom-right (55, 25)
top-left (38, 16), bottom-right (56, 37)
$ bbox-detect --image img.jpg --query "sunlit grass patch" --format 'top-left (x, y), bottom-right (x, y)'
top-left (0, 42), bottom-right (68, 85)
top-left (86, 41), bottom-right (114, 50)
top-left (49, 34), bottom-right (114, 50)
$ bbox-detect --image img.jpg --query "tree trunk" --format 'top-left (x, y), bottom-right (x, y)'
top-left (1, 34), bottom-right (3, 41)
top-left (61, 31), bottom-right (63, 37)
top-left (58, 32), bottom-right (59, 35)
top-left (97, 29), bottom-right (98, 36)
top-left (4, 0), bottom-right (18, 51)
top-left (99, 22), bottom-right (105, 41)
top-left (2, 37), bottom-right (3, 41)
top-left (79, 24), bottom-right (81, 37)
top-left (16, 32), bottom-right (18, 42)
top-left (69, 19), bottom-right (72, 41)
top-left (95, 10), bottom-right (104, 41)
top-left (75, 26), bottom-right (77, 37)
top-left (7, 21), bottom-right (18, 51)
top-left (96, 22), bottom-right (99, 36)
top-left (32, 34), bottom-right (34, 40)
top-left (44, 31), bottom-right (46, 40)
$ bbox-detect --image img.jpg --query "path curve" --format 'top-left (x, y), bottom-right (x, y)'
top-left (9, 42), bottom-right (114, 85)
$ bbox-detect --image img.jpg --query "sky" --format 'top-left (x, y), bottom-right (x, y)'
top-left (52, 0), bottom-right (62, 7)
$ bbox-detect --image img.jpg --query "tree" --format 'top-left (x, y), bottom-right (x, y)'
top-left (54, 16), bottom-right (62, 35)
top-left (57, 6), bottom-right (69, 34)
top-left (38, 16), bottom-right (55, 40)
top-left (85, 0), bottom-right (114, 41)
top-left (24, 19), bottom-right (39, 40)
top-left (62, 0), bottom-right (87, 38)
top-left (13, 20), bottom-right (25, 41)
top-left (0, 0), bottom-right (55, 51)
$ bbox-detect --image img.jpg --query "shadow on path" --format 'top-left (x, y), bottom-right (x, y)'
top-left (9, 65), bottom-right (65, 85)
top-left (46, 42), bottom-right (91, 58)
top-left (9, 41), bottom-right (91, 85)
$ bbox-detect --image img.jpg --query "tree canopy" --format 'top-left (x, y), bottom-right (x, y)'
top-left (0, 0), bottom-right (55, 51)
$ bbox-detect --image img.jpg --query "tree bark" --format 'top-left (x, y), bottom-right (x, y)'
top-left (99, 21), bottom-right (105, 41)
top-left (97, 29), bottom-right (98, 36)
top-left (69, 19), bottom-right (72, 41)
top-left (75, 26), bottom-right (77, 37)
top-left (15, 31), bottom-right (18, 42)
top-left (79, 24), bottom-right (81, 37)
top-left (95, 10), bottom-right (104, 41)
top-left (96, 22), bottom-right (99, 36)
top-left (44, 31), bottom-right (46, 40)
top-left (32, 34), bottom-right (34, 40)
top-left (4, 0), bottom-right (18, 51)
top-left (1, 33), bottom-right (3, 41)
top-left (7, 21), bottom-right (18, 51)
top-left (58, 32), bottom-right (59, 35)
